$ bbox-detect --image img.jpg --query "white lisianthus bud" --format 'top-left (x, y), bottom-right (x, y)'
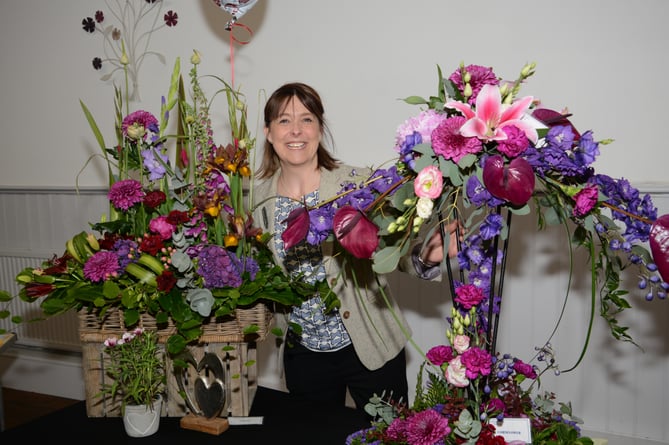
top-left (396, 216), bottom-right (407, 226)
top-left (464, 83), bottom-right (473, 99)
top-left (191, 49), bottom-right (201, 65)
top-left (416, 197), bottom-right (434, 219)
top-left (463, 313), bottom-right (471, 326)
top-left (387, 222), bottom-right (397, 233)
top-left (126, 124), bottom-right (145, 140)
top-left (499, 83), bottom-right (509, 97)
top-left (403, 198), bottom-right (416, 206)
top-left (464, 72), bottom-right (471, 83)
top-left (521, 62), bottom-right (536, 77)
top-left (452, 318), bottom-right (461, 331)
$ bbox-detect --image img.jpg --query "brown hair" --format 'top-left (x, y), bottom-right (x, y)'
top-left (257, 82), bottom-right (339, 179)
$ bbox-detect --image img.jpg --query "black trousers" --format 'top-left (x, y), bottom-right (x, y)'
top-left (283, 340), bottom-right (408, 412)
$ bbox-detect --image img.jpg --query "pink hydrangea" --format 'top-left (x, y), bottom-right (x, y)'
top-left (394, 109), bottom-right (446, 151)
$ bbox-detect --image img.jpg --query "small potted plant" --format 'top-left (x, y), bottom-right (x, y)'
top-left (100, 328), bottom-right (165, 437)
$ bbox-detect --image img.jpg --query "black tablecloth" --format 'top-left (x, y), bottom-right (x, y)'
top-left (0, 386), bottom-right (371, 443)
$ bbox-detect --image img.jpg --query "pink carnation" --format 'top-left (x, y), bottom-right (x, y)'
top-left (497, 125), bottom-right (530, 158)
top-left (460, 346), bottom-right (492, 379)
top-left (454, 283), bottom-right (485, 310)
top-left (573, 184), bottom-right (599, 217)
top-left (426, 345), bottom-right (454, 366)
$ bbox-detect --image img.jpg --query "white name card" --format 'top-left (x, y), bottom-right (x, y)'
top-left (489, 417), bottom-right (532, 444)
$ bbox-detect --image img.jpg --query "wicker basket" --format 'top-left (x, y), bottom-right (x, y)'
top-left (79, 304), bottom-right (273, 418)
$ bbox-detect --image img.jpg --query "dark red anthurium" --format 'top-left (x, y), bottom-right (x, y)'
top-left (281, 205), bottom-right (310, 251)
top-left (650, 214), bottom-right (669, 283)
top-left (333, 206), bottom-right (379, 259)
top-left (532, 108), bottom-right (581, 139)
top-left (482, 155), bottom-right (535, 206)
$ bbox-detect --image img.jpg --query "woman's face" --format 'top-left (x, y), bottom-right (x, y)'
top-left (264, 95), bottom-right (321, 170)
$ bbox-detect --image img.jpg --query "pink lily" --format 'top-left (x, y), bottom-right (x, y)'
top-left (445, 84), bottom-right (537, 143)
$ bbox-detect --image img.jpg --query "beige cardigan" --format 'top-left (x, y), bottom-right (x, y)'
top-left (251, 164), bottom-right (413, 371)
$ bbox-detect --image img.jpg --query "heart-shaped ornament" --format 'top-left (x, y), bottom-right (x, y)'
top-left (482, 154), bottom-right (535, 206)
top-left (175, 351), bottom-right (228, 418)
top-left (194, 377), bottom-right (226, 419)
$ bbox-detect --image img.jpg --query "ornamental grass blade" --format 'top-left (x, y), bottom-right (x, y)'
top-left (650, 214), bottom-right (669, 283)
top-left (281, 205), bottom-right (310, 251)
top-left (333, 206), bottom-right (379, 259)
top-left (482, 155), bottom-right (535, 206)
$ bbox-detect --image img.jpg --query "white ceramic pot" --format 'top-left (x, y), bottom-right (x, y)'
top-left (122, 394), bottom-right (162, 437)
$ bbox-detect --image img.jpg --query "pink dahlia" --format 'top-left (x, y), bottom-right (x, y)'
top-left (121, 110), bottom-right (158, 141)
top-left (448, 64), bottom-right (499, 104)
top-left (83, 251), bottom-right (120, 283)
top-left (431, 115), bottom-right (483, 163)
top-left (108, 179), bottom-right (145, 211)
top-left (404, 409), bottom-right (451, 445)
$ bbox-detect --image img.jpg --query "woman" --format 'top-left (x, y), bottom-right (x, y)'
top-left (252, 82), bottom-right (450, 411)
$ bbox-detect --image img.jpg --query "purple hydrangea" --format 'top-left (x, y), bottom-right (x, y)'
top-left (196, 244), bottom-right (243, 288)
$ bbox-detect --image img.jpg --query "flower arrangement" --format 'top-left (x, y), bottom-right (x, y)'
top-left (99, 327), bottom-right (164, 410)
top-left (280, 61), bottom-right (669, 444)
top-left (0, 48), bottom-right (325, 356)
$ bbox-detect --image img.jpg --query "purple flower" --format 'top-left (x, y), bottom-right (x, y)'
top-left (465, 175), bottom-right (504, 208)
top-left (113, 238), bottom-right (138, 270)
top-left (141, 147), bottom-right (170, 181)
top-left (108, 179), bottom-right (145, 211)
top-left (196, 245), bottom-right (243, 288)
top-left (83, 251), bottom-right (120, 282)
top-left (479, 213), bottom-right (504, 240)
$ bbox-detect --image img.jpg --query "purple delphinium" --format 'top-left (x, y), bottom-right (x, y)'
top-left (466, 176), bottom-right (505, 208)
top-left (592, 174), bottom-right (656, 243)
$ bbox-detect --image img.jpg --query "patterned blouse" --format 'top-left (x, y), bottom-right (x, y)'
top-left (274, 190), bottom-right (351, 351)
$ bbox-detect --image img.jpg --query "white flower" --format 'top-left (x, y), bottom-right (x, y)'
top-left (416, 197), bottom-right (434, 219)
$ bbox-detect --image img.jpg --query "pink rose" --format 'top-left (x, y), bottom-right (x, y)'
top-left (414, 165), bottom-right (443, 199)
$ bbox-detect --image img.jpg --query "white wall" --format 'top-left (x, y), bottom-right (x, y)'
top-left (1, 1), bottom-right (669, 443)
